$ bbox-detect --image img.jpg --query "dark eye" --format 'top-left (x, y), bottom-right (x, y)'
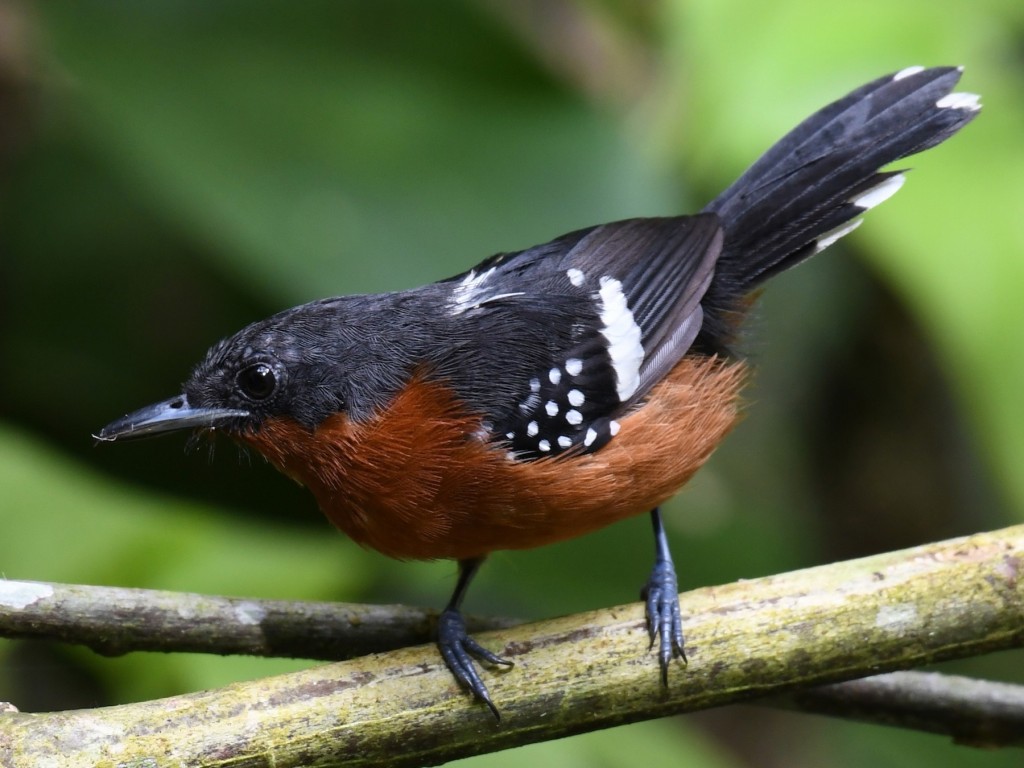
top-left (236, 363), bottom-right (278, 401)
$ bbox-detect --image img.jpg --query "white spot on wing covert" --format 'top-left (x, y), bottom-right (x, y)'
top-left (597, 276), bottom-right (643, 401)
top-left (567, 268), bottom-right (585, 287)
top-left (449, 268), bottom-right (494, 314)
top-left (448, 271), bottom-right (523, 314)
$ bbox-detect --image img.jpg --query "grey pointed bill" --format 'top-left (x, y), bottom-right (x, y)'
top-left (94, 395), bottom-right (250, 441)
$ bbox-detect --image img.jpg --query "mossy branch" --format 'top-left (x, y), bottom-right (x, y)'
top-left (1, 525), bottom-right (1023, 767)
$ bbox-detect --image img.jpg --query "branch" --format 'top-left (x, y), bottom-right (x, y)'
top-left (1, 526), bottom-right (1022, 767)
top-left (0, 580), bottom-right (512, 660)
top-left (5, 574), bottom-right (1024, 747)
top-left (768, 671), bottom-right (1024, 748)
top-left (3, 579), bottom-right (1023, 747)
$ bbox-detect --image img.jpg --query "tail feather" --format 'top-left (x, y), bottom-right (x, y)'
top-left (702, 66), bottom-right (979, 317)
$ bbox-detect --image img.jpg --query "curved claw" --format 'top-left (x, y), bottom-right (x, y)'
top-left (437, 607), bottom-right (513, 720)
top-left (642, 558), bottom-right (687, 684)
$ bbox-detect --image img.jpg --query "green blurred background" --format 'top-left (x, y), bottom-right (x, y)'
top-left (1, 0), bottom-right (1023, 765)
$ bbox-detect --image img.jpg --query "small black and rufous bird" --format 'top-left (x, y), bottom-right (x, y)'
top-left (98, 67), bottom-right (979, 716)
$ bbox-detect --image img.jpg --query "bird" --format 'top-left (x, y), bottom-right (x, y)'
top-left (97, 66), bottom-right (979, 718)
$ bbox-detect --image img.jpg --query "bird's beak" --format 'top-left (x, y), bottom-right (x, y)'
top-left (94, 395), bottom-right (250, 441)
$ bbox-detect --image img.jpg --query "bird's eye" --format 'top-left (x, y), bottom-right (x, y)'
top-left (236, 363), bottom-right (278, 401)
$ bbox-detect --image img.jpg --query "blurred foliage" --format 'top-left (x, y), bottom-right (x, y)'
top-left (1, 0), bottom-right (1023, 765)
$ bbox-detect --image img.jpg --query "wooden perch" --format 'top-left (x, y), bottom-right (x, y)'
top-left (1, 525), bottom-right (1023, 767)
top-left (0, 580), bottom-right (513, 660)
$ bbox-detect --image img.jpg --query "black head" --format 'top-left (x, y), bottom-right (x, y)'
top-left (95, 295), bottom-right (410, 443)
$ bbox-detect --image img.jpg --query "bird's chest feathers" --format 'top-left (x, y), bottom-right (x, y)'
top-left (237, 377), bottom-right (509, 558)
top-left (238, 359), bottom-right (745, 561)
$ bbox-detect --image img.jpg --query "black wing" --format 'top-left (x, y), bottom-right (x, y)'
top-left (430, 214), bottom-right (723, 458)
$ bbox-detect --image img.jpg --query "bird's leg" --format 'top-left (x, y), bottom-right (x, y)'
top-left (641, 507), bottom-right (687, 683)
top-left (437, 556), bottom-right (513, 719)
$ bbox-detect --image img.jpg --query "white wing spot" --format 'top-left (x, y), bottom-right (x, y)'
top-left (557, 435), bottom-right (573, 449)
top-left (609, 420), bottom-right (621, 436)
top-left (597, 276), bottom-right (643, 401)
top-left (527, 421), bottom-right (539, 437)
top-left (519, 391), bottom-right (540, 414)
top-left (937, 92), bottom-right (981, 111)
top-left (565, 409), bottom-right (583, 425)
top-left (565, 358), bottom-right (583, 376)
top-left (545, 400), bottom-right (559, 417)
top-left (549, 367), bottom-right (562, 385)
top-left (853, 174), bottom-right (905, 210)
top-left (893, 65), bottom-right (925, 81)
top-left (538, 439), bottom-right (551, 452)
top-left (584, 427), bottom-right (598, 447)
top-left (505, 431), bottom-right (514, 440)
top-left (448, 267), bottom-right (496, 314)
top-left (814, 218), bottom-right (862, 254)
top-left (529, 378), bottom-right (541, 393)
top-left (567, 268), bottom-right (585, 287)
top-left (567, 389), bottom-right (585, 407)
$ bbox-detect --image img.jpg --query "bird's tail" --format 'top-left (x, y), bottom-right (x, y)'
top-left (700, 65), bottom-right (979, 338)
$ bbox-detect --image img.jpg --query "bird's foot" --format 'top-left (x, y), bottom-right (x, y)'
top-left (437, 607), bottom-right (513, 719)
top-left (642, 557), bottom-right (687, 684)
